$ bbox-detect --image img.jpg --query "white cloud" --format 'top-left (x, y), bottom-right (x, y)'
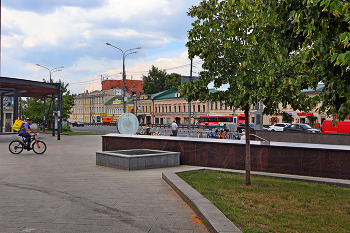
top-left (1, 0), bottom-right (203, 94)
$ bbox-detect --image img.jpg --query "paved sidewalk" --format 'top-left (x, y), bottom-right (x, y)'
top-left (0, 134), bottom-right (208, 233)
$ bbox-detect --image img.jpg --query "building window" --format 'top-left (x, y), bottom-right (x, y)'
top-left (183, 105), bottom-right (186, 112)
top-left (146, 106), bottom-right (148, 113)
top-left (169, 106), bottom-right (171, 112)
top-left (178, 106), bottom-right (181, 112)
top-left (165, 106), bottom-right (167, 112)
top-left (220, 102), bottom-right (223, 110)
top-left (159, 107), bottom-right (161, 113)
top-left (203, 105), bottom-right (205, 112)
top-left (142, 106), bottom-right (145, 112)
top-left (198, 105), bottom-right (200, 112)
top-left (133, 84), bottom-right (136, 88)
top-left (193, 105), bottom-right (195, 113)
top-left (215, 102), bottom-right (218, 110)
top-left (162, 106), bottom-right (164, 113)
top-left (210, 102), bottom-right (214, 110)
top-left (174, 105), bottom-right (176, 112)
top-left (132, 91), bottom-right (136, 96)
top-left (150, 106), bottom-right (152, 112)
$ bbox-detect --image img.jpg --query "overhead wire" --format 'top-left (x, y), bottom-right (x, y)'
top-left (68, 60), bottom-right (204, 87)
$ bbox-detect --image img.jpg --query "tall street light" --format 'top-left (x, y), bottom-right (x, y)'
top-left (36, 64), bottom-right (64, 134)
top-left (106, 43), bottom-right (141, 113)
top-left (36, 64), bottom-right (64, 82)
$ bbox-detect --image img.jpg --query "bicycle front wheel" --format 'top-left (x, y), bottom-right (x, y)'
top-left (32, 140), bottom-right (47, 154)
top-left (9, 140), bottom-right (24, 154)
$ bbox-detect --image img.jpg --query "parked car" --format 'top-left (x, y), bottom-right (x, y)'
top-left (72, 121), bottom-right (84, 127)
top-left (321, 120), bottom-right (350, 134)
top-left (110, 120), bottom-right (118, 126)
top-left (237, 123), bottom-right (255, 133)
top-left (268, 123), bottom-right (290, 131)
top-left (283, 124), bottom-right (321, 133)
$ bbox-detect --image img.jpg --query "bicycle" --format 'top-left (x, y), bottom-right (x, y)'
top-left (9, 134), bottom-right (47, 154)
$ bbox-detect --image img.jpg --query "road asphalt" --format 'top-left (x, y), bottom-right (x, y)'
top-left (0, 134), bottom-right (208, 233)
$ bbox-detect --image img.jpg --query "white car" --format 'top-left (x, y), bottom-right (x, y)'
top-left (268, 123), bottom-right (290, 131)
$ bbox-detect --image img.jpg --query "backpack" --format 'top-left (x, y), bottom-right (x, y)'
top-left (12, 119), bottom-right (25, 132)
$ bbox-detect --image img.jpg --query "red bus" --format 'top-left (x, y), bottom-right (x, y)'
top-left (199, 115), bottom-right (245, 126)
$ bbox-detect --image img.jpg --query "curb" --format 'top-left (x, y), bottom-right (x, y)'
top-left (163, 167), bottom-right (350, 233)
top-left (162, 168), bottom-right (242, 233)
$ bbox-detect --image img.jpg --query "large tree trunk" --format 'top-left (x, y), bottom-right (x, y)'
top-left (245, 108), bottom-right (251, 186)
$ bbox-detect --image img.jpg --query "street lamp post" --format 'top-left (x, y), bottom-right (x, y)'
top-left (36, 64), bottom-right (64, 133)
top-left (106, 43), bottom-right (141, 113)
top-left (36, 64), bottom-right (64, 83)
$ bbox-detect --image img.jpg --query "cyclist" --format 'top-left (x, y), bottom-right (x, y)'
top-left (18, 118), bottom-right (36, 150)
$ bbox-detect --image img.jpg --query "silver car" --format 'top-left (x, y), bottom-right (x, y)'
top-left (268, 123), bottom-right (290, 131)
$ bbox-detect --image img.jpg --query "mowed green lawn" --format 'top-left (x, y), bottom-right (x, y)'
top-left (179, 170), bottom-right (350, 232)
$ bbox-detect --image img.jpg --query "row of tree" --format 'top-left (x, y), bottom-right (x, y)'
top-left (179, 0), bottom-right (350, 185)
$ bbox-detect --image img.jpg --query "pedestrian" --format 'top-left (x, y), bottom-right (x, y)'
top-left (240, 131), bottom-right (246, 140)
top-left (171, 120), bottom-right (178, 136)
top-left (146, 122), bottom-right (154, 135)
top-left (18, 118), bottom-right (36, 150)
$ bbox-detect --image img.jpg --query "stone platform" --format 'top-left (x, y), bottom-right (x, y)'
top-left (96, 149), bottom-right (180, 170)
top-left (102, 134), bottom-right (350, 180)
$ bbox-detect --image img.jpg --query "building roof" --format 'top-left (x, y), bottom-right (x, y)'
top-left (105, 97), bottom-right (134, 105)
top-left (152, 89), bottom-right (180, 100)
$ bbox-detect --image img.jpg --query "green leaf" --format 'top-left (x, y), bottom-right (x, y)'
top-left (340, 32), bottom-right (348, 41)
top-left (313, 0), bottom-right (322, 6)
top-left (338, 53), bottom-right (346, 62)
top-left (331, 53), bottom-right (338, 63)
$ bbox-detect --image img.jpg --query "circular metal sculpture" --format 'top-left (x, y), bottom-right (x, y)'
top-left (117, 113), bottom-right (139, 135)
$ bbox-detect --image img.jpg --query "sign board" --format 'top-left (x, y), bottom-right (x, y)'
top-left (100, 113), bottom-right (107, 118)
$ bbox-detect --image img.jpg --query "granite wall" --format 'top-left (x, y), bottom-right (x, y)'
top-left (254, 130), bottom-right (350, 145)
top-left (102, 135), bottom-right (350, 180)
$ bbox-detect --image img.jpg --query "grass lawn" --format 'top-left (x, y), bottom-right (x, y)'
top-left (178, 170), bottom-right (350, 232)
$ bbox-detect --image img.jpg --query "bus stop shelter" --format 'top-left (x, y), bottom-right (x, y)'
top-left (0, 77), bottom-right (63, 140)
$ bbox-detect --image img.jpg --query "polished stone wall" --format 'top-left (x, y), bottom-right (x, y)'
top-left (255, 130), bottom-right (350, 145)
top-left (102, 134), bottom-right (350, 180)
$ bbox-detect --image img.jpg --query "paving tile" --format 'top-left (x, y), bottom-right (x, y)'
top-left (0, 135), bottom-right (208, 233)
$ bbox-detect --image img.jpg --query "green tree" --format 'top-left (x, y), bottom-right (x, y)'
top-left (142, 66), bottom-right (167, 94)
top-left (180, 0), bottom-right (317, 185)
top-left (142, 66), bottom-right (182, 94)
top-left (165, 73), bottom-right (181, 90)
top-left (22, 80), bottom-right (74, 130)
top-left (260, 0), bottom-right (350, 121)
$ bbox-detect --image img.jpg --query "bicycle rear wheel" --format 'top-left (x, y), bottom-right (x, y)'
top-left (9, 140), bottom-right (24, 154)
top-left (32, 140), bottom-right (47, 154)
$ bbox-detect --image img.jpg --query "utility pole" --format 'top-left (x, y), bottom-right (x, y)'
top-left (188, 58), bottom-right (193, 137)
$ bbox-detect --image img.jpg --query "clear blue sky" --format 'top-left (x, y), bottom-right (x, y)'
top-left (1, 0), bottom-right (207, 94)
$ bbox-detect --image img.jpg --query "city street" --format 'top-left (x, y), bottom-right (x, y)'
top-left (71, 125), bottom-right (205, 138)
